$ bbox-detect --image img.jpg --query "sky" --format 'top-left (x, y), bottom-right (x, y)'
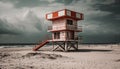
top-left (0, 0), bottom-right (120, 43)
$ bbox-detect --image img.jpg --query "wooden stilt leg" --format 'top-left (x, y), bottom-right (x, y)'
top-left (67, 42), bottom-right (72, 51)
top-left (75, 42), bottom-right (78, 50)
top-left (59, 45), bottom-right (65, 51)
top-left (65, 42), bottom-right (68, 52)
top-left (52, 45), bottom-right (59, 51)
top-left (51, 41), bottom-right (79, 52)
top-left (70, 42), bottom-right (78, 50)
top-left (77, 41), bottom-right (78, 50)
top-left (53, 41), bottom-right (54, 49)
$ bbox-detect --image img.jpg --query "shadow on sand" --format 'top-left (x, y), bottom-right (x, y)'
top-left (38, 48), bottom-right (112, 52)
top-left (68, 49), bottom-right (112, 52)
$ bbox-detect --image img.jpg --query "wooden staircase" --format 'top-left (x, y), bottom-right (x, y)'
top-left (33, 40), bottom-right (49, 51)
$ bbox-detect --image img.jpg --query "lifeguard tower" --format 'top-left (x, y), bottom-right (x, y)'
top-left (33, 9), bottom-right (83, 51)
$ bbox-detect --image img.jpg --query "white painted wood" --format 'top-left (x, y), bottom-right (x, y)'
top-left (76, 13), bottom-right (80, 18)
top-left (60, 31), bottom-right (65, 40)
top-left (47, 13), bottom-right (53, 19)
top-left (66, 10), bottom-right (71, 16)
top-left (58, 10), bottom-right (65, 16)
top-left (51, 18), bottom-right (80, 41)
top-left (52, 19), bottom-right (66, 30)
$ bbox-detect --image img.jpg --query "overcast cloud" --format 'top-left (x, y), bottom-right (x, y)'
top-left (0, 0), bottom-right (120, 43)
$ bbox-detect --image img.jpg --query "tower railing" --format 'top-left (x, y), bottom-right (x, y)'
top-left (48, 25), bottom-right (82, 32)
top-left (77, 26), bottom-right (82, 32)
top-left (48, 26), bottom-right (52, 30)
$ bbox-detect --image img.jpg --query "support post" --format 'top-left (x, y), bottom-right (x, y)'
top-left (75, 41), bottom-right (78, 50)
top-left (65, 41), bottom-right (68, 52)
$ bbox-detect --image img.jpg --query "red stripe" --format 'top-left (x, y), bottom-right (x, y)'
top-left (53, 11), bottom-right (58, 18)
top-left (46, 9), bottom-right (83, 20)
top-left (71, 11), bottom-right (76, 17)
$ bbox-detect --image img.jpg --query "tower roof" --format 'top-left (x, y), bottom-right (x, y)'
top-left (46, 9), bottom-right (83, 21)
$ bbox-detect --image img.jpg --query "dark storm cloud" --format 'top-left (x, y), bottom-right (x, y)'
top-left (0, 10), bottom-right (45, 43)
top-left (0, 0), bottom-right (79, 8)
top-left (0, 0), bottom-right (49, 8)
top-left (0, 18), bottom-right (22, 35)
top-left (54, 0), bottom-right (74, 5)
top-left (71, 0), bottom-right (120, 43)
top-left (14, 0), bottom-right (50, 8)
top-left (94, 0), bottom-right (120, 22)
top-left (95, 0), bottom-right (120, 13)
top-left (92, 0), bottom-right (120, 34)
top-left (0, 10), bottom-right (42, 35)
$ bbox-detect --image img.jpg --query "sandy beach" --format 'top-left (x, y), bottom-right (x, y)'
top-left (0, 44), bottom-right (120, 69)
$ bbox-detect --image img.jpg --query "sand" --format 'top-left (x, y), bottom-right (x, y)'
top-left (0, 44), bottom-right (120, 69)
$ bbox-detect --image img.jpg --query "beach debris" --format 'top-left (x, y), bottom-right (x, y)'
top-left (22, 52), bottom-right (63, 59)
top-left (0, 52), bottom-right (10, 59)
top-left (115, 59), bottom-right (120, 62)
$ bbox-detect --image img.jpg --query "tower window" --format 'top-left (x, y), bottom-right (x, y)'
top-left (67, 20), bottom-right (73, 25)
top-left (54, 32), bottom-right (60, 39)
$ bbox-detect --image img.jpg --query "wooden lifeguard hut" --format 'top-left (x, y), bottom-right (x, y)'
top-left (33, 9), bottom-right (83, 51)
